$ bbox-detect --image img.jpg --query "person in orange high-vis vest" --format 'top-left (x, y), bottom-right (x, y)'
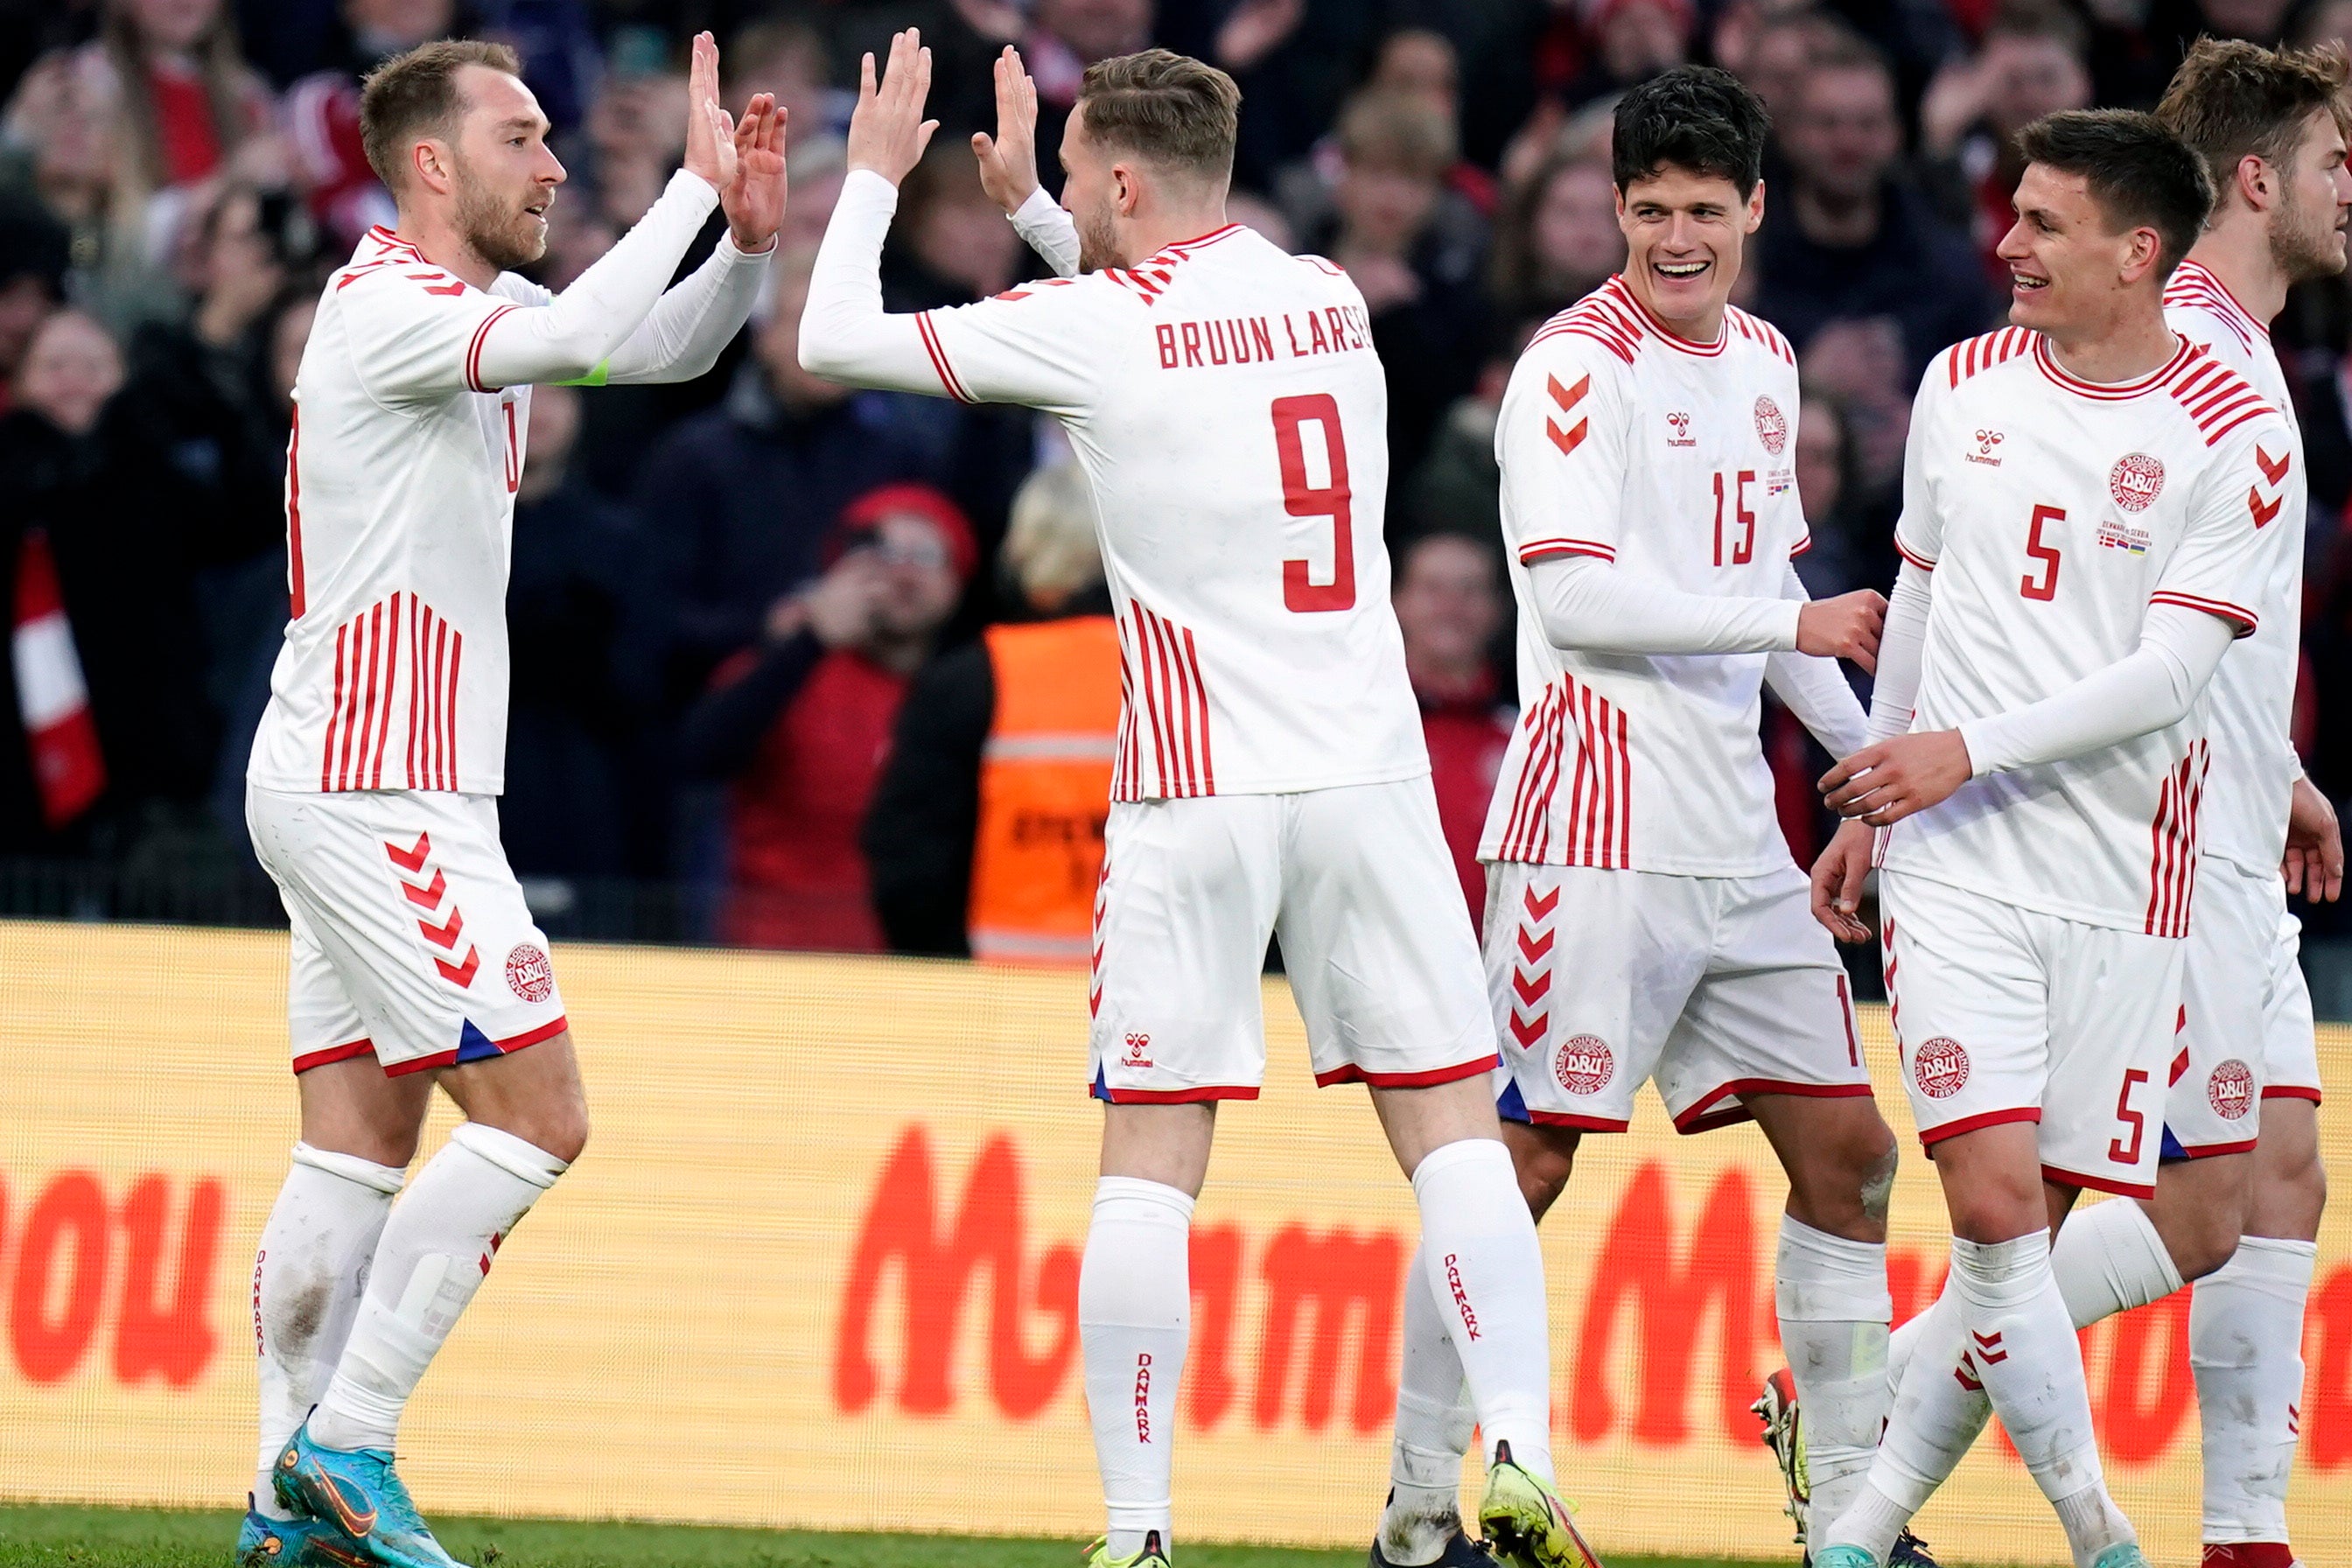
top-left (866, 460), bottom-right (1118, 962)
top-left (967, 611), bottom-right (1120, 962)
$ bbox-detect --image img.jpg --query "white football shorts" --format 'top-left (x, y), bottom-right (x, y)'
top-left (1880, 869), bottom-right (2180, 1197)
top-left (247, 783), bottom-right (569, 1074)
top-left (2165, 856), bottom-right (2320, 1157)
top-left (1487, 861), bottom-right (1873, 1134)
top-left (1088, 775), bottom-right (1496, 1101)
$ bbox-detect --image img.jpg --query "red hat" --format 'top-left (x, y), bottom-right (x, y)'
top-left (828, 481), bottom-right (979, 581)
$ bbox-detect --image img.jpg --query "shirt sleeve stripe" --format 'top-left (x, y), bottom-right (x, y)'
top-left (1894, 539), bottom-right (1937, 571)
top-left (466, 304), bottom-right (520, 393)
top-left (2150, 590), bottom-right (2258, 635)
top-left (914, 311), bottom-right (976, 404)
top-left (1516, 537), bottom-right (1615, 564)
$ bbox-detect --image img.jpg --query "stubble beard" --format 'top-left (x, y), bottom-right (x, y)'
top-left (2269, 179), bottom-right (2348, 285)
top-left (1075, 197), bottom-right (1119, 274)
top-left (454, 159), bottom-right (547, 274)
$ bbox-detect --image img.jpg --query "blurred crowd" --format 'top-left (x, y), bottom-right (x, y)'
top-left (0, 0), bottom-right (2348, 960)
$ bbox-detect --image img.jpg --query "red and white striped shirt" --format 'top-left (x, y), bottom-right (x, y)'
top-left (2163, 262), bottom-right (2306, 881)
top-left (1477, 278), bottom-right (1810, 874)
top-left (248, 228), bottom-right (556, 795)
top-left (1881, 327), bottom-right (2282, 935)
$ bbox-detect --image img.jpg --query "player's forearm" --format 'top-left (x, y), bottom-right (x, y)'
top-left (1011, 187), bottom-right (1082, 278)
top-left (595, 233), bottom-right (772, 386)
top-left (475, 170), bottom-right (720, 388)
top-left (798, 169), bottom-right (953, 393)
top-left (1767, 562), bottom-right (1869, 756)
top-left (1528, 553), bottom-right (1800, 656)
top-left (1957, 603), bottom-right (2234, 777)
top-left (1865, 561), bottom-right (1933, 744)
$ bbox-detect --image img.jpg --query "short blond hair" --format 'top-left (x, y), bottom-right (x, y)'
top-left (1003, 463), bottom-right (1103, 608)
top-left (360, 38), bottom-right (522, 189)
top-left (1077, 49), bottom-right (1240, 180)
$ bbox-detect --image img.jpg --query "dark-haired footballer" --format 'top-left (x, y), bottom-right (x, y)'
top-left (1369, 65), bottom-right (1911, 1568)
top-left (1807, 108), bottom-right (2290, 1568)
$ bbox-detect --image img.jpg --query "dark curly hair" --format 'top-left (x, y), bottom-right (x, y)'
top-left (1612, 66), bottom-right (1771, 199)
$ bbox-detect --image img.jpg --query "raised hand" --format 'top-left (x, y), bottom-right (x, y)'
top-left (971, 45), bottom-right (1041, 214)
top-left (847, 29), bottom-right (940, 186)
top-left (723, 93), bottom-right (788, 251)
top-left (682, 32), bottom-right (739, 193)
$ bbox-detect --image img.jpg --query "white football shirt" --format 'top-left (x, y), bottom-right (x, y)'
top-left (1475, 276), bottom-right (1810, 875)
top-left (2162, 260), bottom-right (2305, 878)
top-left (248, 227), bottom-right (559, 795)
top-left (1881, 326), bottom-right (2286, 935)
top-left (878, 177), bottom-right (1424, 799)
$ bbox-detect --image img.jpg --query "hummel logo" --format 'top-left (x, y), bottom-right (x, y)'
top-left (1966, 429), bottom-right (2005, 466)
top-left (1665, 411), bottom-right (1696, 447)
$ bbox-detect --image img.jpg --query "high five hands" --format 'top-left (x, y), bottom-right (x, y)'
top-left (973, 46), bottom-right (1042, 214)
top-left (847, 29), bottom-right (941, 186)
top-left (679, 32), bottom-right (788, 252)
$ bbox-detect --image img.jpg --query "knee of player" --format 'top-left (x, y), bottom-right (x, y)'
top-left (541, 1102), bottom-right (591, 1166)
top-left (1505, 1123), bottom-right (1580, 1220)
top-left (2167, 1204), bottom-right (2244, 1281)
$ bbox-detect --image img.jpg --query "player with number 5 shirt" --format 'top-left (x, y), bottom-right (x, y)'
top-left (1808, 109), bottom-right (2291, 1568)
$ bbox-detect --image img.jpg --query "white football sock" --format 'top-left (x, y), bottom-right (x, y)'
top-left (252, 1144), bottom-right (404, 1517)
top-left (1774, 1215), bottom-right (1893, 1537)
top-left (1950, 1231), bottom-right (2135, 1568)
top-left (1379, 1240), bottom-right (1474, 1565)
top-left (1826, 1287), bottom-right (1970, 1557)
top-left (1079, 1177), bottom-right (1192, 1559)
top-left (2192, 1236), bottom-right (2316, 1547)
top-left (2051, 1198), bottom-right (2183, 1325)
top-left (1885, 1304), bottom-right (1930, 1395)
top-left (307, 1123), bottom-right (565, 1453)
top-left (1411, 1138), bottom-right (1553, 1481)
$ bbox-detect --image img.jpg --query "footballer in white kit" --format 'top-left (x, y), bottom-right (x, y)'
top-left (1810, 110), bottom-right (2282, 1568)
top-left (801, 36), bottom-right (1579, 1568)
top-left (1373, 70), bottom-right (1911, 1568)
top-left (2158, 256), bottom-right (2321, 1157)
top-left (239, 37), bottom-right (781, 1568)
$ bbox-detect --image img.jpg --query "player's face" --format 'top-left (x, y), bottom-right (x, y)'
top-left (2268, 108), bottom-right (2352, 284)
top-left (1995, 163), bottom-right (2159, 336)
top-left (1614, 164), bottom-right (1762, 333)
top-left (448, 66), bottom-right (565, 272)
top-left (1060, 106), bottom-right (1124, 272)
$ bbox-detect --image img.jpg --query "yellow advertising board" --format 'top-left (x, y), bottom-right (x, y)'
top-left (2, 919), bottom-right (2350, 1562)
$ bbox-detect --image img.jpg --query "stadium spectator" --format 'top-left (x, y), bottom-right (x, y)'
top-left (0, 308), bottom-right (221, 853)
top-left (502, 382), bottom-right (651, 885)
top-left (865, 461), bottom-right (1114, 961)
top-left (1023, 0), bottom-right (1154, 169)
top-left (1559, 0), bottom-right (1697, 109)
top-left (724, 18), bottom-right (844, 145)
top-left (280, 0), bottom-right (452, 249)
top-left (0, 197), bottom-right (68, 411)
top-left (635, 246), bottom-right (958, 704)
top-left (679, 482), bottom-right (976, 953)
top-left (1750, 34), bottom-right (1998, 384)
top-left (884, 139), bottom-right (1026, 309)
top-left (1918, 0), bottom-right (2093, 277)
top-left (1714, 2), bottom-right (1851, 122)
top-left (1362, 28), bottom-right (1498, 215)
top-left (1298, 88), bottom-right (1489, 485)
top-left (1488, 150), bottom-right (1622, 323)
top-left (1400, 330), bottom-right (1520, 542)
top-left (1789, 390), bottom-right (1872, 598)
top-left (1391, 529), bottom-right (1514, 922)
top-left (3, 0), bottom-right (282, 325)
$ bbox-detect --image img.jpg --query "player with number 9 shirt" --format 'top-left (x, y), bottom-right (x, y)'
top-left (798, 31), bottom-right (1583, 1568)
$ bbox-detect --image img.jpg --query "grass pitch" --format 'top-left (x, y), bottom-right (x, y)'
top-left (0, 1506), bottom-right (1773, 1568)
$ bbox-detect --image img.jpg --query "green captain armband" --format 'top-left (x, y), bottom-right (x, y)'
top-left (556, 360), bottom-right (611, 388)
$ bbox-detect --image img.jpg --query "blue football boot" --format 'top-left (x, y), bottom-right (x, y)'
top-left (273, 1422), bottom-right (466, 1568)
top-left (234, 1494), bottom-right (369, 1566)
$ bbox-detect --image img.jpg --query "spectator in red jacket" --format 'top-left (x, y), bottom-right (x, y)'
top-left (1393, 529), bottom-right (1514, 925)
top-left (676, 483), bottom-right (976, 952)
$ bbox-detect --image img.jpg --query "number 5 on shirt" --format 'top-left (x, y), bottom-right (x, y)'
top-left (2021, 502), bottom-right (2064, 601)
top-left (1273, 394), bottom-right (1354, 612)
